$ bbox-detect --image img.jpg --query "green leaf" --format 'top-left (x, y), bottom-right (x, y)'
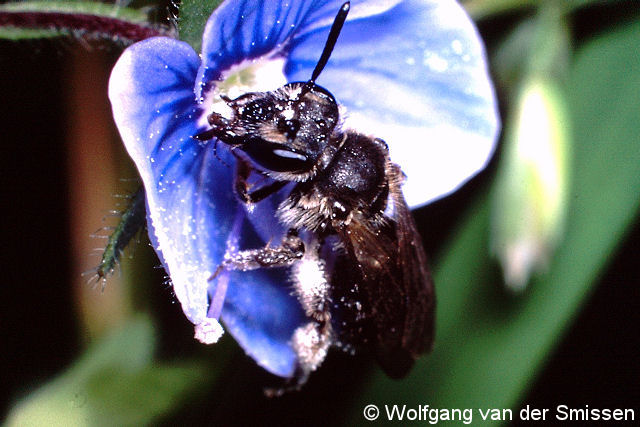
top-left (84, 363), bottom-right (210, 427)
top-left (178, 0), bottom-right (222, 52)
top-left (463, 0), bottom-right (538, 20)
top-left (5, 316), bottom-right (220, 426)
top-left (349, 18), bottom-right (640, 424)
top-left (463, 0), bottom-right (627, 20)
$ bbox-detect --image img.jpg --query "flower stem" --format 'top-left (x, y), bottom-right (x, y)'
top-left (0, 1), bottom-right (171, 43)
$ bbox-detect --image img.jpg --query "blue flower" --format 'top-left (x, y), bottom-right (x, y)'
top-left (108, 0), bottom-right (499, 378)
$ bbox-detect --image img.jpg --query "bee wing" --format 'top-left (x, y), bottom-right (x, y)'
top-left (388, 166), bottom-right (435, 356)
top-left (337, 165), bottom-right (434, 377)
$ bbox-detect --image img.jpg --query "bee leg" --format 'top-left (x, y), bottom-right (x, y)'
top-left (261, 238), bottom-right (333, 397)
top-left (263, 314), bottom-right (332, 398)
top-left (290, 317), bottom-right (331, 381)
top-left (264, 296), bottom-right (332, 398)
top-left (289, 238), bottom-right (333, 385)
top-left (211, 231), bottom-right (304, 279)
top-left (234, 158), bottom-right (288, 204)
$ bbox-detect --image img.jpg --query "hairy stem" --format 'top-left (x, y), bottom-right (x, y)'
top-left (0, 2), bottom-right (172, 43)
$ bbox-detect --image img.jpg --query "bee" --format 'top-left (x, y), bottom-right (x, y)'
top-left (195, 2), bottom-right (434, 390)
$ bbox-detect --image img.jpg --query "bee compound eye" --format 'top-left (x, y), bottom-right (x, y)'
top-left (271, 147), bottom-right (307, 162)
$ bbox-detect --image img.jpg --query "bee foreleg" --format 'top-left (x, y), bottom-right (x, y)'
top-left (234, 158), bottom-right (288, 204)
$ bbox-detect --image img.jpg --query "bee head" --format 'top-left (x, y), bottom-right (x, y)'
top-left (196, 82), bottom-right (339, 176)
top-left (194, 2), bottom-right (350, 180)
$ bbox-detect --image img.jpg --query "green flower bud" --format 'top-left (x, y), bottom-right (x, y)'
top-left (492, 77), bottom-right (570, 291)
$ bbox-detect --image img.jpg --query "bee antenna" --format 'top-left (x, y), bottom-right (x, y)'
top-left (306, 2), bottom-right (350, 89)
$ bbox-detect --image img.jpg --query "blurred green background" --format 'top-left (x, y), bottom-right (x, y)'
top-left (1, 0), bottom-right (638, 425)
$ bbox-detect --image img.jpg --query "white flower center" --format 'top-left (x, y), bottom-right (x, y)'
top-left (199, 56), bottom-right (288, 126)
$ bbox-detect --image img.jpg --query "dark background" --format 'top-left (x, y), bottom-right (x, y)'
top-left (1, 2), bottom-right (638, 424)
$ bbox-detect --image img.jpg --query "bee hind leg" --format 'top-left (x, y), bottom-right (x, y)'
top-left (290, 240), bottom-right (333, 386)
top-left (263, 318), bottom-right (332, 398)
top-left (263, 238), bottom-right (334, 397)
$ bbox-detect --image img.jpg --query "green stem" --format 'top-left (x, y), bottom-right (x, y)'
top-left (0, 1), bottom-right (172, 42)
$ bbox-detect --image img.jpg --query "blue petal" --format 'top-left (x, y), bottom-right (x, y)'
top-left (196, 0), bottom-right (498, 205)
top-left (110, 37), bottom-right (231, 324)
top-left (110, 0), bottom-right (500, 379)
top-left (109, 37), bottom-right (304, 377)
top-left (217, 209), bottom-right (305, 377)
top-left (282, 0), bottom-right (500, 207)
top-left (222, 268), bottom-right (305, 377)
top-left (196, 0), bottom-right (402, 97)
